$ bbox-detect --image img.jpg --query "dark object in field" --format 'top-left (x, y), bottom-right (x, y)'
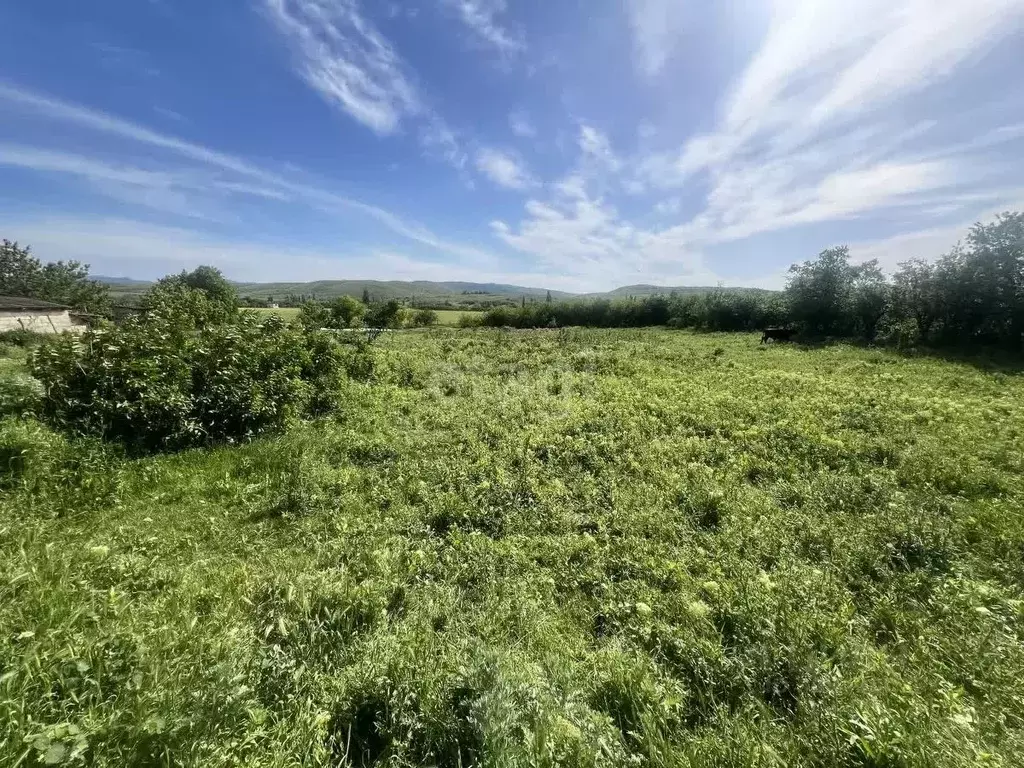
top-left (761, 327), bottom-right (795, 344)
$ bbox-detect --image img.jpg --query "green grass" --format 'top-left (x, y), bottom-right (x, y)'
top-left (434, 309), bottom-right (482, 326)
top-left (2, 329), bottom-right (1024, 766)
top-left (249, 307), bottom-right (480, 327)
top-left (250, 306), bottom-right (301, 320)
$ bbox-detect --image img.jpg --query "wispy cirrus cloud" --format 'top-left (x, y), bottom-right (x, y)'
top-left (264, 0), bottom-right (419, 134)
top-left (493, 0), bottom-right (1024, 288)
top-left (620, 0), bottom-right (1024, 253)
top-left (627, 0), bottom-right (688, 76)
top-left (263, 1), bottom-right (475, 174)
top-left (0, 81), bottom-right (498, 266)
top-left (475, 147), bottom-right (534, 189)
top-left (442, 0), bottom-right (524, 54)
top-left (509, 111), bottom-right (536, 138)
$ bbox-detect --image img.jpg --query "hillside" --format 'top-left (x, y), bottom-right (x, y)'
top-left (99, 277), bottom-right (767, 306)
top-left (589, 284), bottom-right (774, 298)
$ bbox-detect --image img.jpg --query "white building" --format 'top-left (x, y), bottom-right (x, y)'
top-left (0, 296), bottom-right (87, 334)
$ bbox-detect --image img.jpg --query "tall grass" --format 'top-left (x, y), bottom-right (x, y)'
top-left (2, 329), bottom-right (1023, 766)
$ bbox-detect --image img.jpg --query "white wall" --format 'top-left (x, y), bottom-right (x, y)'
top-left (0, 310), bottom-right (85, 334)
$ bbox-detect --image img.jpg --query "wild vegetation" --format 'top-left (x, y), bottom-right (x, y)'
top-left (479, 213), bottom-right (1024, 352)
top-left (1, 240), bottom-right (109, 313)
top-left (3, 322), bottom-right (1024, 766)
top-left (0, 213), bottom-right (1023, 765)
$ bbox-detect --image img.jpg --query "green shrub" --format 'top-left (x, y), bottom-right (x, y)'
top-left (412, 308), bottom-right (439, 327)
top-left (0, 329), bottom-right (48, 348)
top-left (0, 371), bottom-right (43, 416)
top-left (30, 311), bottom-right (343, 451)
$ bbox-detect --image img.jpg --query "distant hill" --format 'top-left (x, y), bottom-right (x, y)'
top-left (231, 280), bottom-right (574, 303)
top-left (97, 277), bottom-right (771, 307)
top-left (94, 276), bottom-right (151, 286)
top-left (587, 284), bottom-right (774, 298)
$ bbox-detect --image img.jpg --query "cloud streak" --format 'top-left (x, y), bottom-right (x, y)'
top-left (475, 148), bottom-right (534, 189)
top-left (442, 0), bottom-right (524, 54)
top-left (264, 0), bottom-right (419, 134)
top-left (0, 81), bottom-right (496, 266)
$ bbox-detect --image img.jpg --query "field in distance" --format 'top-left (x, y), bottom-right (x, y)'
top-left (250, 306), bottom-right (480, 326)
top-left (2, 329), bottom-right (1023, 765)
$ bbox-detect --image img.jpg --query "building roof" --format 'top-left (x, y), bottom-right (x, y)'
top-left (0, 295), bottom-right (70, 311)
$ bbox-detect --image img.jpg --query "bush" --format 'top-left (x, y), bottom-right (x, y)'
top-left (30, 311), bottom-right (344, 452)
top-left (365, 300), bottom-right (405, 329)
top-left (0, 372), bottom-right (43, 417)
top-left (412, 308), bottom-right (439, 327)
top-left (0, 329), bottom-right (48, 348)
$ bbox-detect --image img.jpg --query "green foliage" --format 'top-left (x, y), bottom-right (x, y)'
top-left (3, 329), bottom-right (1024, 766)
top-left (364, 299), bottom-right (405, 329)
top-left (298, 297), bottom-right (368, 330)
top-left (411, 308), bottom-right (439, 327)
top-left (142, 266), bottom-right (239, 327)
top-left (29, 307), bottom-right (343, 451)
top-left (0, 239), bottom-right (110, 312)
top-left (785, 246), bottom-right (891, 337)
top-left (298, 298), bottom-right (331, 330)
top-left (890, 213), bottom-right (1024, 349)
top-left (330, 295), bottom-right (367, 327)
top-left (0, 370), bottom-right (43, 417)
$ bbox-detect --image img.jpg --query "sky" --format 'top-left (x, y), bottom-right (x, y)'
top-left (1, 0), bottom-right (1023, 291)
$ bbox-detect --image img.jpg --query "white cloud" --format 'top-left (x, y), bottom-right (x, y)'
top-left (0, 81), bottom-right (497, 266)
top-left (0, 214), bottom-right (576, 288)
top-left (475, 147), bottom-right (534, 189)
top-left (509, 111), bottom-right (536, 138)
top-left (628, 0), bottom-right (688, 76)
top-left (263, 0), bottom-right (419, 134)
top-left (442, 0), bottom-right (524, 54)
top-left (631, 0), bottom-right (1024, 249)
top-left (578, 124), bottom-right (619, 171)
top-left (419, 118), bottom-right (468, 170)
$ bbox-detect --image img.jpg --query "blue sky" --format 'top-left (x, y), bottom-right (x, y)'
top-left (1, 0), bottom-right (1023, 291)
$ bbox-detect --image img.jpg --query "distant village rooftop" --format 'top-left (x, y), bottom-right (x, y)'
top-left (0, 295), bottom-right (71, 311)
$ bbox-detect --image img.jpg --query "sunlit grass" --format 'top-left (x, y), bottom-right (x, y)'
top-left (2, 329), bottom-right (1023, 766)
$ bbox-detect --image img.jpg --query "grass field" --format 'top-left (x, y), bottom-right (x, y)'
top-left (251, 307), bottom-right (481, 327)
top-left (251, 306), bottom-right (301, 320)
top-left (2, 329), bottom-right (1024, 766)
top-left (434, 309), bottom-right (482, 326)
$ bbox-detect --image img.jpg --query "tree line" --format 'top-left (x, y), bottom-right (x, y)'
top-left (4, 210), bottom-right (1022, 350)
top-left (478, 212), bottom-right (1024, 351)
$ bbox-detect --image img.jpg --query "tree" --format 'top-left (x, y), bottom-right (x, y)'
top-left (329, 296), bottom-right (366, 327)
top-left (965, 212), bottom-right (1024, 349)
top-left (785, 246), bottom-right (859, 336)
top-left (545, 290), bottom-right (552, 304)
top-left (850, 260), bottom-right (889, 341)
top-left (0, 240), bottom-right (109, 312)
top-left (157, 266), bottom-right (238, 310)
top-left (412, 308), bottom-right (438, 327)
top-left (365, 299), bottom-right (404, 328)
top-left (361, 287), bottom-right (372, 304)
top-left (298, 299), bottom-right (331, 331)
top-left (893, 259), bottom-right (941, 341)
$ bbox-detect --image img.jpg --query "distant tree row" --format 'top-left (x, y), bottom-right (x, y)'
top-left (297, 297), bottom-right (438, 330)
top-left (479, 212), bottom-right (1024, 351)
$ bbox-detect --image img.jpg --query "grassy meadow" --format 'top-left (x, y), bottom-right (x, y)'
top-left (2, 329), bottom-right (1024, 766)
top-left (251, 307), bottom-right (480, 326)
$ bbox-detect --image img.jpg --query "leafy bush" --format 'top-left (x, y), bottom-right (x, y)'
top-left (299, 296), bottom-right (367, 330)
top-left (412, 308), bottom-right (439, 327)
top-left (0, 329), bottom-right (48, 348)
top-left (365, 299), bottom-right (406, 329)
top-left (0, 371), bottom-right (43, 416)
top-left (0, 239), bottom-right (110, 312)
top-left (30, 310), bottom-right (343, 451)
